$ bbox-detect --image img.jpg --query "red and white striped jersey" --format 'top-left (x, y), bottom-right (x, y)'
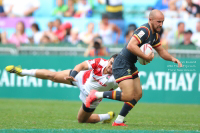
top-left (83, 58), bottom-right (118, 92)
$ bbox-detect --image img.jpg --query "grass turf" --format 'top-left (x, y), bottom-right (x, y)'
top-left (0, 99), bottom-right (199, 131)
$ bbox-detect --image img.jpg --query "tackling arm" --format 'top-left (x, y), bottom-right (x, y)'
top-left (73, 61), bottom-right (89, 72)
top-left (64, 61), bottom-right (89, 81)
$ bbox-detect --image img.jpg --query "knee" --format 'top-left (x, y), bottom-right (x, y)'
top-left (125, 97), bottom-right (134, 102)
top-left (77, 116), bottom-right (86, 123)
top-left (138, 91), bottom-right (142, 99)
top-left (89, 117), bottom-right (99, 123)
top-left (121, 92), bottom-right (134, 102)
top-left (121, 91), bottom-right (143, 102)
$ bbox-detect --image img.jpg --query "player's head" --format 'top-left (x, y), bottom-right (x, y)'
top-left (149, 9), bottom-right (164, 33)
top-left (106, 54), bottom-right (118, 74)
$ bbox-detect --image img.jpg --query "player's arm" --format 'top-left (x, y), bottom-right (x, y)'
top-left (66, 61), bottom-right (89, 81)
top-left (73, 61), bottom-right (89, 72)
top-left (127, 28), bottom-right (154, 62)
top-left (154, 46), bottom-right (182, 67)
top-left (69, 58), bottom-right (101, 80)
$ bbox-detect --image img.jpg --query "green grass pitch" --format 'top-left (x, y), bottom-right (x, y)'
top-left (0, 99), bottom-right (199, 133)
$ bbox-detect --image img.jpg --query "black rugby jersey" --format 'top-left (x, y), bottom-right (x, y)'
top-left (120, 23), bottom-right (161, 64)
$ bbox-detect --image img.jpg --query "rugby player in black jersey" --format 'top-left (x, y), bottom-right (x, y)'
top-left (86, 9), bottom-right (182, 126)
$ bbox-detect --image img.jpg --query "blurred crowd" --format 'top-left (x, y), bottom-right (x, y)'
top-left (160, 21), bottom-right (200, 49)
top-left (0, 0), bottom-right (200, 57)
top-left (152, 0), bottom-right (200, 18)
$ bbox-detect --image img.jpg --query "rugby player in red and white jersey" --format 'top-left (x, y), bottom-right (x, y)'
top-left (5, 54), bottom-right (118, 124)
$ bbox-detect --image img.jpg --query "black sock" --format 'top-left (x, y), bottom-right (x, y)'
top-left (103, 91), bottom-right (121, 101)
top-left (119, 99), bottom-right (137, 117)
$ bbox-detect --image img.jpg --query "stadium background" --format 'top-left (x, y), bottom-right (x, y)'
top-left (0, 0), bottom-right (200, 132)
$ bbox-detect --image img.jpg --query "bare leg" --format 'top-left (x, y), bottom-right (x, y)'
top-left (77, 105), bottom-right (98, 123)
top-left (34, 69), bottom-right (72, 85)
top-left (35, 69), bottom-right (56, 79)
top-left (114, 77), bottom-right (142, 124)
top-left (118, 77), bottom-right (142, 102)
top-left (91, 77), bottom-right (143, 124)
top-left (77, 105), bottom-right (111, 123)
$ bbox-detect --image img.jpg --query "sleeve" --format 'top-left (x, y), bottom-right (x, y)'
top-left (86, 58), bottom-right (102, 69)
top-left (133, 27), bottom-right (150, 44)
top-left (152, 33), bottom-right (161, 48)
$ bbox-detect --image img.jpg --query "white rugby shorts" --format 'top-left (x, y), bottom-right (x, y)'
top-left (72, 71), bottom-right (101, 109)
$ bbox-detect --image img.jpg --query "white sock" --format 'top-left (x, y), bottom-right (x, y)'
top-left (115, 115), bottom-right (125, 123)
top-left (98, 114), bottom-right (110, 122)
top-left (21, 69), bottom-right (37, 76)
top-left (95, 92), bottom-right (103, 99)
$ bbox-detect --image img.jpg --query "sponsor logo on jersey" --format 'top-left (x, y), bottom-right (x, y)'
top-left (137, 30), bottom-right (145, 38)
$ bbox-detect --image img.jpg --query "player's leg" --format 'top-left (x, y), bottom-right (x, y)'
top-left (36, 69), bottom-right (72, 84)
top-left (118, 77), bottom-right (142, 102)
top-left (5, 65), bottom-right (72, 85)
top-left (77, 104), bottom-right (97, 123)
top-left (113, 77), bottom-right (142, 126)
top-left (77, 103), bottom-right (114, 123)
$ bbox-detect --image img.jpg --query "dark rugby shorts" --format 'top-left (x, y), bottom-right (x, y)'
top-left (113, 54), bottom-right (139, 83)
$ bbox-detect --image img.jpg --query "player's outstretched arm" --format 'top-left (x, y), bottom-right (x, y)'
top-left (154, 45), bottom-right (182, 67)
top-left (66, 60), bottom-right (90, 81)
top-left (72, 61), bottom-right (89, 72)
top-left (127, 37), bottom-right (154, 62)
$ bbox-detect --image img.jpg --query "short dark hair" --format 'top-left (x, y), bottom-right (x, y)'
top-left (110, 54), bottom-right (118, 59)
top-left (178, 22), bottom-right (184, 27)
top-left (31, 23), bottom-right (40, 31)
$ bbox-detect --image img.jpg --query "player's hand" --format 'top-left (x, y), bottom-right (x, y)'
top-left (145, 52), bottom-right (154, 62)
top-left (172, 58), bottom-right (182, 67)
top-left (64, 76), bottom-right (77, 82)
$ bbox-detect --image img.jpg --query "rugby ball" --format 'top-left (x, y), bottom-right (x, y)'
top-left (137, 44), bottom-right (153, 65)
